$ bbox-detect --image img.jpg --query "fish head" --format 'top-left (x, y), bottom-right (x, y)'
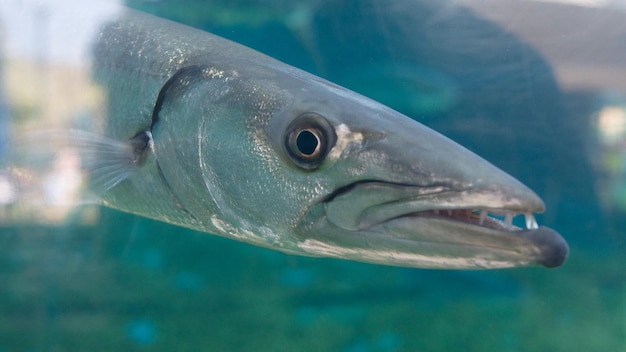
top-left (156, 62), bottom-right (568, 269)
top-left (267, 68), bottom-right (567, 269)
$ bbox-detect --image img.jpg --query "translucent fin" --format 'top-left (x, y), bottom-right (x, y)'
top-left (3, 129), bottom-right (140, 202)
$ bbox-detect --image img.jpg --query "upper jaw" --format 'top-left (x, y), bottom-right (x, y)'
top-left (325, 180), bottom-right (546, 232)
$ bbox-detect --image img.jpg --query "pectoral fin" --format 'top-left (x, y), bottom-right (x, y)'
top-left (3, 129), bottom-right (147, 204)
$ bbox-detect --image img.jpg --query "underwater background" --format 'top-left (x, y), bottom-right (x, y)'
top-left (1, 0), bottom-right (626, 351)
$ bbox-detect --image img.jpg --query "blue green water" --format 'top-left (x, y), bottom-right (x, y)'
top-left (2, 0), bottom-right (626, 351)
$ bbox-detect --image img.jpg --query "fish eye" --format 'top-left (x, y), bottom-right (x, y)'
top-left (284, 112), bottom-right (336, 170)
top-left (296, 129), bottom-right (320, 156)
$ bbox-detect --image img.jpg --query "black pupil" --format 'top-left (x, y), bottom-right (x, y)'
top-left (296, 130), bottom-right (319, 156)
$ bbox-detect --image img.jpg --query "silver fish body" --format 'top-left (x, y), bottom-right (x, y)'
top-left (67, 10), bottom-right (567, 269)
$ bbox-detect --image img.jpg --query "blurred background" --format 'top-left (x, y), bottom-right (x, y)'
top-left (0, 0), bottom-right (625, 350)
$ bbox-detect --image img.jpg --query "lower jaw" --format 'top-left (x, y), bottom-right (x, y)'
top-left (367, 215), bottom-right (568, 268)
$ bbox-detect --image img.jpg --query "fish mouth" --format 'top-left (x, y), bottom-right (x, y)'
top-left (402, 208), bottom-right (538, 232)
top-left (320, 181), bottom-right (569, 269)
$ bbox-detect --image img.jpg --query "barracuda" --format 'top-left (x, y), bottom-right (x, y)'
top-left (10, 9), bottom-right (568, 269)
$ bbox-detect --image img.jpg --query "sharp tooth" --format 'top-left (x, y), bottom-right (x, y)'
top-left (504, 212), bottom-right (513, 227)
top-left (524, 213), bottom-right (538, 229)
top-left (479, 210), bottom-right (487, 225)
